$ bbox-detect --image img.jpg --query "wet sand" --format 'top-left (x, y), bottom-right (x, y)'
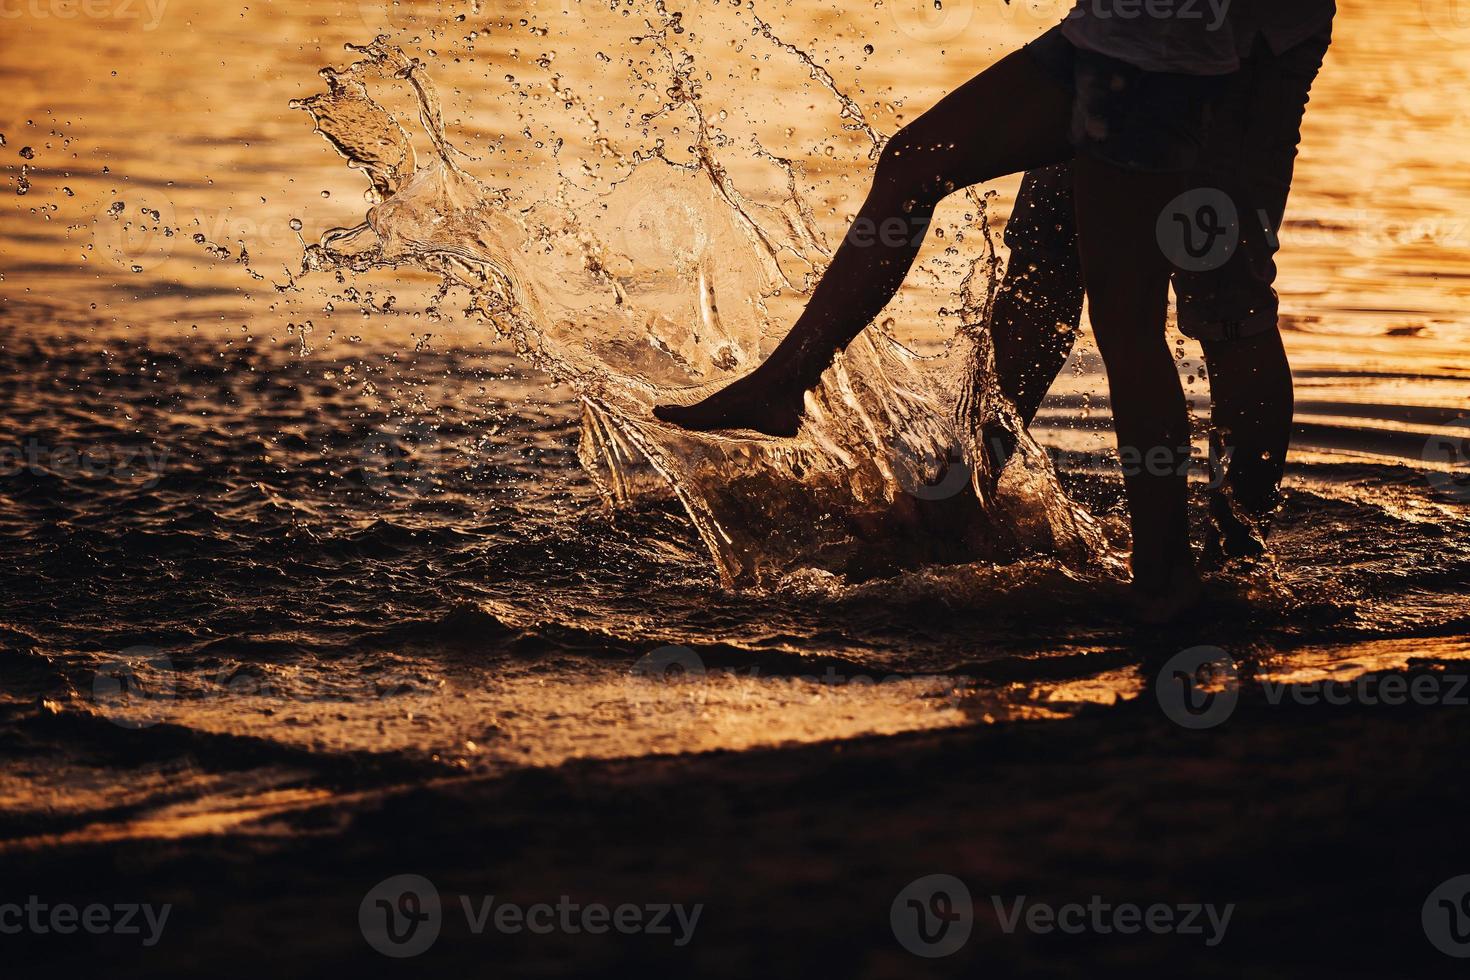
top-left (5, 659), bottom-right (1470, 977)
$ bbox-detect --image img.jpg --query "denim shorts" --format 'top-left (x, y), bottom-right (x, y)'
top-left (1013, 22), bottom-right (1334, 340)
top-left (1025, 24), bottom-right (1227, 175)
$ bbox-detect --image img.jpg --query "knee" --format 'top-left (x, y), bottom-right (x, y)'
top-left (874, 124), bottom-right (953, 205)
top-left (1084, 266), bottom-right (1172, 328)
top-left (876, 124), bottom-right (922, 175)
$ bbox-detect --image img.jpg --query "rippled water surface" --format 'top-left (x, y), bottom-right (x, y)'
top-left (2, 1), bottom-right (1468, 840)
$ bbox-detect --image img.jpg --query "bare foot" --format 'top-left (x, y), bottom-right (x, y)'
top-left (1202, 489), bottom-right (1270, 567)
top-left (653, 370), bottom-right (807, 437)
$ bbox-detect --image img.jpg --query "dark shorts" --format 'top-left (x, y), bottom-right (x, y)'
top-left (1024, 24), bottom-right (1227, 175)
top-left (1014, 22), bottom-right (1334, 341)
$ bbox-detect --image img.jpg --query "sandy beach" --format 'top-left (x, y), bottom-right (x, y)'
top-left (6, 655), bottom-right (1470, 976)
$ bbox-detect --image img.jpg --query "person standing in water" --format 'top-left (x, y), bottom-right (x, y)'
top-left (655, 0), bottom-right (1336, 619)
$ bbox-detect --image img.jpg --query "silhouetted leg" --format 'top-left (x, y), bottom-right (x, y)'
top-left (655, 48), bottom-right (1074, 436)
top-left (1074, 156), bottom-right (1199, 611)
top-left (1174, 28), bottom-right (1332, 554)
top-left (1202, 330), bottom-right (1293, 552)
top-left (992, 164), bottom-right (1084, 426)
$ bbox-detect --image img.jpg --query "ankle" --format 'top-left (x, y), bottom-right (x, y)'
top-left (1131, 546), bottom-right (1198, 596)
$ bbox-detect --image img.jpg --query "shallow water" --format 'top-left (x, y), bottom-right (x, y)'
top-left (2, 1), bottom-right (1469, 841)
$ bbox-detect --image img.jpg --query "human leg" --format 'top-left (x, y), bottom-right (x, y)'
top-left (654, 47), bottom-right (1075, 436)
top-left (1172, 27), bottom-right (1334, 549)
top-left (992, 164), bottom-right (1084, 427)
top-left (1073, 157), bottom-right (1199, 608)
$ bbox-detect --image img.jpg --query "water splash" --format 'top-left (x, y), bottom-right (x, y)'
top-left (289, 11), bottom-right (1111, 586)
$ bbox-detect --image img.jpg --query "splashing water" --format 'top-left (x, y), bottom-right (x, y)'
top-left (288, 12), bottom-right (1111, 586)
